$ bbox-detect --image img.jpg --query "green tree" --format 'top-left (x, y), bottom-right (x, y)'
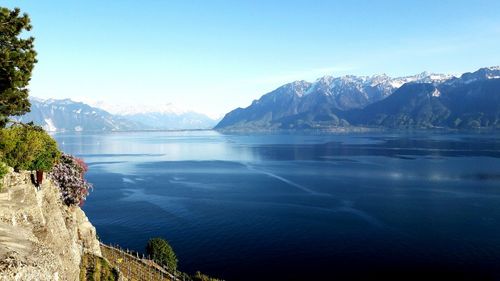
top-left (145, 238), bottom-right (178, 271)
top-left (0, 124), bottom-right (60, 171)
top-left (0, 7), bottom-right (37, 127)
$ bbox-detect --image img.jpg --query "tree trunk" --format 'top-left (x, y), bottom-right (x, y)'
top-left (36, 170), bottom-right (43, 186)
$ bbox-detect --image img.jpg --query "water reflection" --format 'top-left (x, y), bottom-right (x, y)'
top-left (52, 131), bottom-right (500, 280)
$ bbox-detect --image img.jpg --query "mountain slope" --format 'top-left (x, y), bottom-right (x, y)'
top-left (88, 101), bottom-right (219, 130)
top-left (16, 98), bottom-right (141, 132)
top-left (15, 98), bottom-right (218, 131)
top-left (346, 83), bottom-right (451, 128)
top-left (118, 112), bottom-right (217, 130)
top-left (215, 81), bottom-right (311, 130)
top-left (216, 67), bottom-right (500, 130)
top-left (348, 67), bottom-right (500, 128)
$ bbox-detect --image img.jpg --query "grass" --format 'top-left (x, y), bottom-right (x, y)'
top-left (80, 253), bottom-right (119, 281)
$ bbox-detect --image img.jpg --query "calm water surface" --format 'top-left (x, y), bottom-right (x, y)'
top-left (53, 131), bottom-right (500, 280)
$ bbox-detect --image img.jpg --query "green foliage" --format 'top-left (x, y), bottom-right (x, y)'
top-left (0, 161), bottom-right (8, 190)
top-left (79, 253), bottom-right (119, 281)
top-left (0, 124), bottom-right (60, 171)
top-left (192, 271), bottom-right (224, 281)
top-left (145, 237), bottom-right (178, 272)
top-left (0, 7), bottom-right (37, 127)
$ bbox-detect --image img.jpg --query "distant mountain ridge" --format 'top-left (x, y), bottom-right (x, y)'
top-left (87, 100), bottom-right (219, 130)
top-left (16, 98), bottom-right (139, 132)
top-left (16, 98), bottom-right (218, 131)
top-left (119, 111), bottom-right (217, 130)
top-left (88, 101), bottom-right (188, 116)
top-left (215, 67), bottom-right (500, 130)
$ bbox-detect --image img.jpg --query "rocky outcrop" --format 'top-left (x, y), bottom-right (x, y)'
top-left (0, 169), bottom-right (101, 281)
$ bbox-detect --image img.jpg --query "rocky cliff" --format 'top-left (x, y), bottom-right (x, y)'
top-left (0, 169), bottom-right (101, 280)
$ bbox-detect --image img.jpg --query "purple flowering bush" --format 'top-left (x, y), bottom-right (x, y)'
top-left (49, 153), bottom-right (92, 206)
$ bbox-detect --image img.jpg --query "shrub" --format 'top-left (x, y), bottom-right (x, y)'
top-left (0, 124), bottom-right (61, 171)
top-left (49, 153), bottom-right (93, 206)
top-left (192, 271), bottom-right (224, 281)
top-left (0, 161), bottom-right (8, 190)
top-left (145, 238), bottom-right (178, 271)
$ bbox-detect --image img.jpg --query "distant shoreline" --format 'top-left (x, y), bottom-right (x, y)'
top-left (46, 127), bottom-right (500, 134)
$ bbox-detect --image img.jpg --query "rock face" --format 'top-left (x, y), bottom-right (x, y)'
top-left (0, 169), bottom-right (101, 281)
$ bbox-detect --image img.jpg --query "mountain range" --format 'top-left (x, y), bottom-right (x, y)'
top-left (16, 98), bottom-right (218, 132)
top-left (88, 101), bottom-right (218, 130)
top-left (15, 66), bottom-right (500, 131)
top-left (215, 67), bottom-right (500, 130)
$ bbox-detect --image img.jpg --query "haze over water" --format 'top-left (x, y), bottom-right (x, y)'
top-left (54, 131), bottom-right (500, 280)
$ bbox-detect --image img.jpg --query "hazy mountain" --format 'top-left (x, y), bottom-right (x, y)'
top-left (16, 98), bottom-right (218, 131)
top-left (16, 98), bottom-right (140, 132)
top-left (215, 71), bottom-right (453, 130)
top-left (88, 101), bottom-right (219, 130)
top-left (120, 112), bottom-right (217, 130)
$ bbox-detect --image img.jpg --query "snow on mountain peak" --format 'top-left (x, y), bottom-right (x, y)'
top-left (483, 66), bottom-right (500, 79)
top-left (87, 101), bottom-right (188, 116)
top-left (293, 71), bottom-right (457, 101)
top-left (30, 97), bottom-right (79, 105)
top-left (459, 66), bottom-right (500, 83)
top-left (307, 71), bottom-right (453, 94)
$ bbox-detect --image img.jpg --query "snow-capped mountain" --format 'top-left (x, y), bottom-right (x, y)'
top-left (120, 112), bottom-right (217, 130)
top-left (87, 101), bottom-right (188, 116)
top-left (300, 72), bottom-right (454, 110)
top-left (86, 101), bottom-right (218, 130)
top-left (16, 98), bottom-right (140, 132)
top-left (16, 98), bottom-right (218, 131)
top-left (216, 67), bottom-right (500, 130)
top-left (348, 67), bottom-right (500, 128)
top-left (451, 66), bottom-right (500, 84)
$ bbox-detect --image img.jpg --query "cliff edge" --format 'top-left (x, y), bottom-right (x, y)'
top-left (0, 169), bottom-right (101, 280)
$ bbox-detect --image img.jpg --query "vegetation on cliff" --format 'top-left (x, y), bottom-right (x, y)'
top-left (80, 253), bottom-right (119, 281)
top-left (50, 153), bottom-right (93, 206)
top-left (146, 237), bottom-right (178, 272)
top-left (0, 161), bottom-right (7, 189)
top-left (0, 124), bottom-right (61, 171)
top-left (0, 7), bottom-right (92, 207)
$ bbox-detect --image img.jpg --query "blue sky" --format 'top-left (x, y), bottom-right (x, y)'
top-left (3, 0), bottom-right (500, 117)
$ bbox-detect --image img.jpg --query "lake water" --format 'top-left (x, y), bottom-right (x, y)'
top-left (53, 131), bottom-right (500, 280)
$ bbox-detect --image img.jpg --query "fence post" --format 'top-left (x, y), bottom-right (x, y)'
top-left (123, 250), bottom-right (126, 278)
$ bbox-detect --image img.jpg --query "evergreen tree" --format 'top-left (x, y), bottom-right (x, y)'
top-left (146, 237), bottom-right (178, 271)
top-left (0, 7), bottom-right (37, 127)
